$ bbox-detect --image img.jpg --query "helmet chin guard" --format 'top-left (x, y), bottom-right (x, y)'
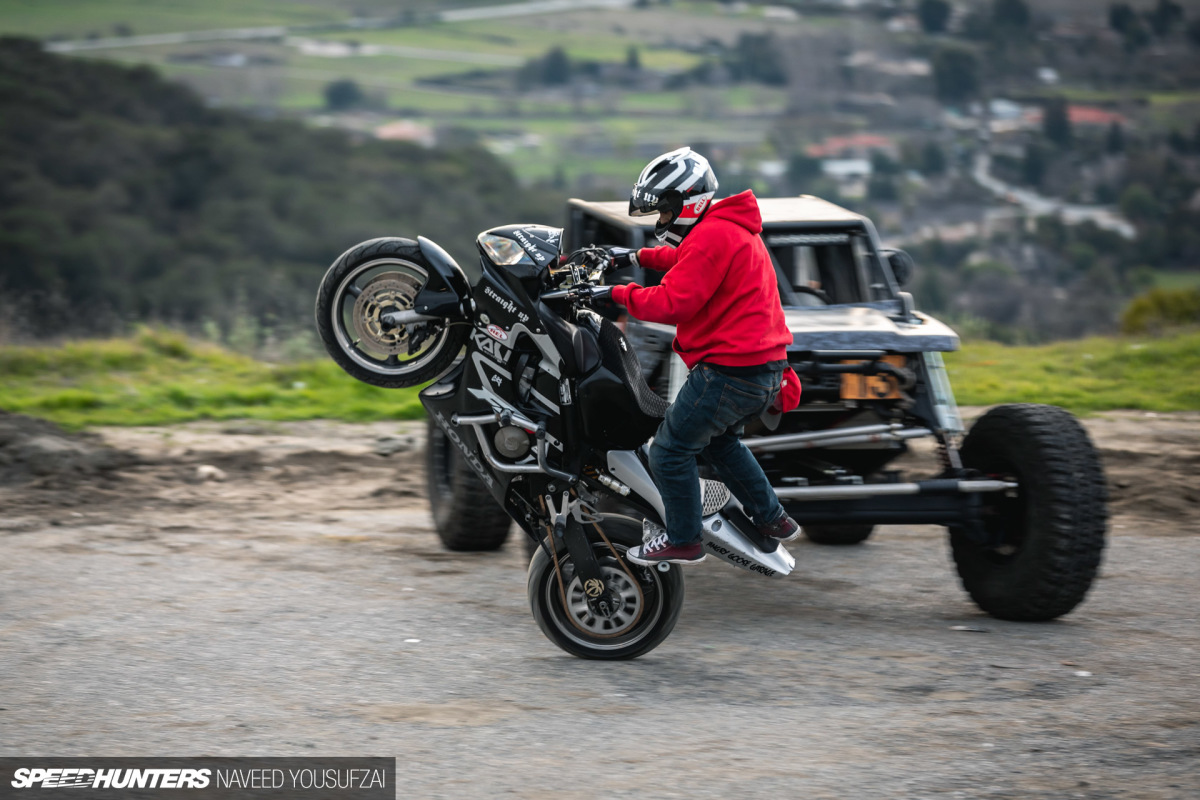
top-left (629, 147), bottom-right (718, 245)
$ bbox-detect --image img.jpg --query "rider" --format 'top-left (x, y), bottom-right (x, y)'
top-left (605, 147), bottom-right (801, 566)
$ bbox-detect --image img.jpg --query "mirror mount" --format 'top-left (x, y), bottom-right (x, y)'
top-left (881, 248), bottom-right (914, 288)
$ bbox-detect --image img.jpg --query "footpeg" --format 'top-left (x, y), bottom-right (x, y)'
top-left (642, 517), bottom-right (666, 545)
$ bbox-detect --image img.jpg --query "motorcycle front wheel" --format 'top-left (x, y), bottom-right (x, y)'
top-left (527, 514), bottom-right (685, 660)
top-left (315, 238), bottom-right (469, 388)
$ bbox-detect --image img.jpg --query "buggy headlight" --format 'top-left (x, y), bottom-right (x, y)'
top-left (478, 234), bottom-right (533, 266)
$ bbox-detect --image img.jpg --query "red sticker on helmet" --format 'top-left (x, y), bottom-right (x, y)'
top-left (486, 324), bottom-right (509, 341)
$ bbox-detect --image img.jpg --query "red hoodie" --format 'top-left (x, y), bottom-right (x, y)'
top-left (610, 190), bottom-right (792, 370)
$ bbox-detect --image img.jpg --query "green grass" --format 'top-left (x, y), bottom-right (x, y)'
top-left (0, 328), bottom-right (424, 430)
top-left (1148, 91), bottom-right (1200, 107)
top-left (4, 328), bottom-right (1199, 430)
top-left (0, 0), bottom-right (348, 38)
top-left (944, 329), bottom-right (1200, 414)
top-left (1148, 270), bottom-right (1200, 291)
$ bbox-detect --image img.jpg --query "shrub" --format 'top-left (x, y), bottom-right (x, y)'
top-left (1121, 287), bottom-right (1200, 333)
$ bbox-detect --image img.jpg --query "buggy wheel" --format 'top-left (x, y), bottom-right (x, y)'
top-left (950, 404), bottom-right (1107, 621)
top-left (802, 523), bottom-right (875, 546)
top-left (425, 415), bottom-right (512, 551)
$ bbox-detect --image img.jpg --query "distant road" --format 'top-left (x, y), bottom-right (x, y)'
top-left (439, 0), bottom-right (633, 22)
top-left (42, 0), bottom-right (635, 54)
top-left (44, 27), bottom-right (289, 53)
top-left (973, 151), bottom-right (1137, 240)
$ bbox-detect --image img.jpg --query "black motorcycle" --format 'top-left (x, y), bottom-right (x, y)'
top-left (315, 226), bottom-right (796, 659)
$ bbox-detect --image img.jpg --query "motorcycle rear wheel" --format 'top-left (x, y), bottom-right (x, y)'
top-left (315, 238), bottom-right (468, 389)
top-left (527, 514), bottom-right (685, 660)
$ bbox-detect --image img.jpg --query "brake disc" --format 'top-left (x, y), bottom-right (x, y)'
top-left (351, 274), bottom-right (422, 355)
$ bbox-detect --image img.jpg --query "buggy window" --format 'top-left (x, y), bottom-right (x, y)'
top-left (766, 231), bottom-right (896, 305)
top-left (767, 234), bottom-right (863, 304)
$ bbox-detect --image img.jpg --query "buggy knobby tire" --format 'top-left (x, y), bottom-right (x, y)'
top-left (315, 237), bottom-right (468, 389)
top-left (951, 403), bottom-right (1107, 621)
top-left (802, 523), bottom-right (875, 546)
top-left (425, 415), bottom-right (512, 551)
top-left (528, 514), bottom-right (685, 660)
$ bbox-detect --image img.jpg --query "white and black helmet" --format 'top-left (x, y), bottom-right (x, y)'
top-left (629, 147), bottom-right (719, 245)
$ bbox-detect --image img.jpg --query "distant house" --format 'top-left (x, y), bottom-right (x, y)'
top-left (820, 158), bottom-right (872, 199)
top-left (806, 133), bottom-right (897, 159)
top-left (1025, 105), bottom-right (1129, 128)
top-left (376, 120), bottom-right (436, 147)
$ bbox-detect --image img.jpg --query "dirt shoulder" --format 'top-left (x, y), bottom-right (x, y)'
top-left (3, 410), bottom-right (1198, 533)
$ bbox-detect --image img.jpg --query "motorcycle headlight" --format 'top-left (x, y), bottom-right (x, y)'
top-left (478, 234), bottom-right (533, 266)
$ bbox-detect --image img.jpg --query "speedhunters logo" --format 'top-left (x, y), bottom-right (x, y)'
top-left (12, 768), bottom-right (211, 789)
top-left (1, 759), bottom-right (393, 798)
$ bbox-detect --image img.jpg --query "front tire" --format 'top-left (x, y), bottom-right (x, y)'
top-left (950, 404), bottom-right (1107, 621)
top-left (315, 238), bottom-right (468, 388)
top-left (528, 514), bottom-right (685, 660)
top-left (426, 416), bottom-right (512, 551)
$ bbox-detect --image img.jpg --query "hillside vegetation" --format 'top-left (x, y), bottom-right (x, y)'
top-left (0, 329), bottom-right (423, 429)
top-left (0, 37), bottom-right (560, 342)
top-left (3, 328), bottom-right (1196, 430)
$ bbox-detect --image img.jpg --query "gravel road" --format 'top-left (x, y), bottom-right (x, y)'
top-left (1, 413), bottom-right (1198, 798)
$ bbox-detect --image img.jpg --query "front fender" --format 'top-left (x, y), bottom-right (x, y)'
top-left (414, 235), bottom-right (473, 320)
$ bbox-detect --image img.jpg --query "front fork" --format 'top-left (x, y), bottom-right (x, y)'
top-left (540, 489), bottom-right (638, 622)
top-left (545, 490), bottom-right (608, 590)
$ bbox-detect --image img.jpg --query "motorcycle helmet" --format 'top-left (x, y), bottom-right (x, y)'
top-left (628, 147), bottom-right (719, 246)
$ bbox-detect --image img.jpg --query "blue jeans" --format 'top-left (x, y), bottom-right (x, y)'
top-left (649, 363), bottom-right (786, 546)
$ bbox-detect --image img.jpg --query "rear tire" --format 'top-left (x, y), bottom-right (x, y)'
top-left (315, 237), bottom-right (468, 389)
top-left (950, 404), bottom-right (1107, 621)
top-left (802, 523), bottom-right (875, 545)
top-left (425, 415), bottom-right (512, 551)
top-left (528, 514), bottom-right (685, 660)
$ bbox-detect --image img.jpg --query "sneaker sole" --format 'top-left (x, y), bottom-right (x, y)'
top-left (626, 551), bottom-right (707, 567)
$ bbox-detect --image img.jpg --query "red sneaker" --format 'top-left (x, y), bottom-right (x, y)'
top-left (627, 530), bottom-right (706, 565)
top-left (759, 514), bottom-right (801, 542)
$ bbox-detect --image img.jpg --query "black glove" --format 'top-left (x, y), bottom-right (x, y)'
top-left (572, 284), bottom-right (613, 305)
top-left (602, 246), bottom-right (639, 272)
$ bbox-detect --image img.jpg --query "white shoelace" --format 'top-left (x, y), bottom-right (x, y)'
top-left (644, 531), bottom-right (670, 552)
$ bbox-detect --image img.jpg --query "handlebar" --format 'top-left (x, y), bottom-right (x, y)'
top-left (541, 285), bottom-right (613, 303)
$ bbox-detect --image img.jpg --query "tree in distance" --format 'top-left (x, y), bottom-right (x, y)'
top-left (992, 0), bottom-right (1031, 33)
top-left (1043, 96), bottom-right (1072, 148)
top-left (917, 0), bottom-right (952, 34)
top-left (932, 46), bottom-right (979, 105)
top-left (324, 79), bottom-right (366, 111)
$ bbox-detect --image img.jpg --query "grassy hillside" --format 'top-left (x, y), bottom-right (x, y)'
top-left (944, 330), bottom-right (1200, 413)
top-left (3, 329), bottom-right (1197, 430)
top-left (0, 329), bottom-right (423, 429)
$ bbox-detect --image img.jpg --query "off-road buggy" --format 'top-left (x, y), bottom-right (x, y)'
top-left (425, 195), bottom-right (1108, 622)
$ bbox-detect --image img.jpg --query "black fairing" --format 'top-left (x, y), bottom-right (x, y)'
top-left (577, 317), bottom-right (667, 450)
top-left (481, 225), bottom-right (562, 280)
top-left (535, 302), bottom-right (601, 377)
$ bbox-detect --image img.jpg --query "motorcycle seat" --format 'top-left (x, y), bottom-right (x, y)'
top-left (597, 318), bottom-right (668, 421)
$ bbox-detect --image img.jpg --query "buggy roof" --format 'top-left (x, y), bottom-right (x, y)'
top-left (568, 195), bottom-right (865, 231)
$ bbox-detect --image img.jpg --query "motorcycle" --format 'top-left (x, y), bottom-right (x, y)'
top-left (315, 226), bottom-right (795, 659)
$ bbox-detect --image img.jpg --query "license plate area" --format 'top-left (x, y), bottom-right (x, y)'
top-left (840, 355), bottom-right (906, 400)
